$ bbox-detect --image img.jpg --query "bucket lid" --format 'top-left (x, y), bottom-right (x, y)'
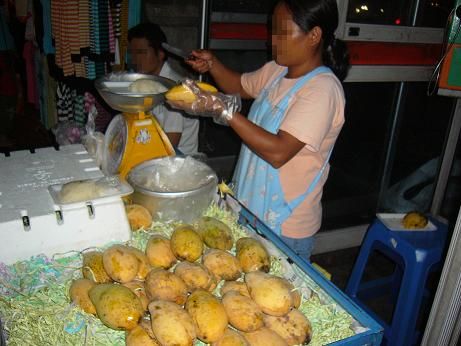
top-left (127, 156), bottom-right (217, 194)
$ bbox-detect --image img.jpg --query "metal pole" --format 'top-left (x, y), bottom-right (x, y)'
top-left (421, 205), bottom-right (461, 345)
top-left (200, 0), bottom-right (208, 49)
top-left (431, 99), bottom-right (461, 215)
top-left (198, 0), bottom-right (209, 82)
top-left (377, 83), bottom-right (406, 207)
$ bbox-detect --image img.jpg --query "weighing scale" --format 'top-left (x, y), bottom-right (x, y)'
top-left (95, 73), bottom-right (177, 178)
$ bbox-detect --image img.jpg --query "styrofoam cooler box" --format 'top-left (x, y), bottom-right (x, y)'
top-left (0, 144), bottom-right (132, 265)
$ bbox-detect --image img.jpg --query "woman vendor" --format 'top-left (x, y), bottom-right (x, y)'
top-left (169, 0), bottom-right (350, 260)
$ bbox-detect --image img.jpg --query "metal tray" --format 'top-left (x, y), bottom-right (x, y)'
top-left (95, 72), bottom-right (176, 113)
top-left (0, 317), bottom-right (5, 346)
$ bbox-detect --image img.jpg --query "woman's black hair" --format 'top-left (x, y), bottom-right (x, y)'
top-left (281, 0), bottom-right (350, 81)
top-left (127, 22), bottom-right (167, 54)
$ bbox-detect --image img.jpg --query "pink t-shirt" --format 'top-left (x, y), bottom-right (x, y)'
top-left (241, 61), bottom-right (345, 238)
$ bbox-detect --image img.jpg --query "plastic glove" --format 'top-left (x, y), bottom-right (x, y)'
top-left (168, 79), bottom-right (241, 125)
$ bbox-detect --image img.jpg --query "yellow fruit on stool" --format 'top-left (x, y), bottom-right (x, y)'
top-left (402, 211), bottom-right (428, 229)
top-left (165, 82), bottom-right (218, 103)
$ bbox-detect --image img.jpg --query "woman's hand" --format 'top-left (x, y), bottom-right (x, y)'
top-left (167, 79), bottom-right (241, 125)
top-left (186, 50), bottom-right (216, 74)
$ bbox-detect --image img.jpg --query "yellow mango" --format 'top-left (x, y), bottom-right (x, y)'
top-left (165, 82), bottom-right (218, 103)
top-left (89, 283), bottom-right (143, 331)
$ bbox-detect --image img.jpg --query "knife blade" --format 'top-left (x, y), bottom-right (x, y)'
top-left (161, 42), bottom-right (191, 59)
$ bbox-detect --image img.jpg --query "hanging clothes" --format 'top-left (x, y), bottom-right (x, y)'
top-left (40, 0), bottom-right (54, 54)
top-left (51, 0), bottom-right (74, 76)
top-left (56, 82), bottom-right (73, 121)
top-left (118, 0), bottom-right (129, 69)
top-left (0, 4), bottom-right (15, 51)
top-left (49, 0), bottom-right (115, 78)
top-left (73, 94), bottom-right (86, 125)
top-left (23, 40), bottom-right (39, 108)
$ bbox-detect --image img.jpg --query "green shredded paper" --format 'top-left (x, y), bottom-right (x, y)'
top-left (0, 203), bottom-right (355, 345)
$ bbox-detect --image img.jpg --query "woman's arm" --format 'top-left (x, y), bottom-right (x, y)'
top-left (187, 50), bottom-right (252, 99)
top-left (229, 112), bottom-right (305, 168)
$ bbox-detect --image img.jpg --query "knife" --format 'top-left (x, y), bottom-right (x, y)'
top-left (161, 42), bottom-right (192, 60)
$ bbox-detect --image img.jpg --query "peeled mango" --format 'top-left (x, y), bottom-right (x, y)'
top-left (245, 271), bottom-right (293, 316)
top-left (81, 251), bottom-right (112, 284)
top-left (185, 289), bottom-right (228, 343)
top-left (263, 309), bottom-right (313, 346)
top-left (197, 216), bottom-right (234, 251)
top-left (165, 82), bottom-right (218, 103)
top-left (89, 283), bottom-right (144, 330)
top-left (149, 300), bottom-right (197, 346)
top-left (236, 237), bottom-right (270, 273)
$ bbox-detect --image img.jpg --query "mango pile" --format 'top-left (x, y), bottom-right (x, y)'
top-left (69, 215), bottom-right (313, 346)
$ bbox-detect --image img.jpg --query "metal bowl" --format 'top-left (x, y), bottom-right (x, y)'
top-left (127, 156), bottom-right (218, 223)
top-left (95, 72), bottom-right (177, 113)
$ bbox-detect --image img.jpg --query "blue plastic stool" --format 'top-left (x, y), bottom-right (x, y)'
top-left (345, 216), bottom-right (448, 346)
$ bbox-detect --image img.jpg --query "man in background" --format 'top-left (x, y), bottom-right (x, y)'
top-left (127, 23), bottom-right (199, 155)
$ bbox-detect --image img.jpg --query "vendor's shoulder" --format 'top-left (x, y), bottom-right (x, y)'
top-left (262, 60), bottom-right (285, 74)
top-left (307, 72), bottom-right (343, 93)
top-left (244, 60), bottom-right (285, 83)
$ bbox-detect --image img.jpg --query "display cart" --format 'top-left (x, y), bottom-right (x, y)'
top-left (0, 168), bottom-right (383, 345)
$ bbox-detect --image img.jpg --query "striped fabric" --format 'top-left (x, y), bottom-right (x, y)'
top-left (76, 0), bottom-right (90, 77)
top-left (56, 82), bottom-right (73, 121)
top-left (118, 0), bottom-right (129, 69)
top-left (50, 0), bottom-right (116, 78)
top-left (73, 94), bottom-right (86, 125)
top-left (108, 5), bottom-right (115, 54)
top-left (112, 0), bottom-right (122, 37)
top-left (96, 0), bottom-right (108, 77)
top-left (51, 0), bottom-right (74, 76)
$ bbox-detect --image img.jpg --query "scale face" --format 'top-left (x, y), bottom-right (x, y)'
top-left (102, 114), bottom-right (128, 176)
top-left (95, 73), bottom-right (177, 177)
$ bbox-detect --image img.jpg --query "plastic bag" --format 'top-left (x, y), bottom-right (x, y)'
top-left (53, 120), bottom-right (86, 145)
top-left (168, 79), bottom-right (241, 125)
top-left (82, 105), bottom-right (105, 166)
top-left (48, 176), bottom-right (133, 205)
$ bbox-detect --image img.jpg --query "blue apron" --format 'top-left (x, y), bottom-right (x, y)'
top-left (233, 66), bottom-right (333, 236)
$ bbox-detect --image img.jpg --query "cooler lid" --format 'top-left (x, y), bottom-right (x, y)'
top-left (0, 145), bottom-right (103, 223)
